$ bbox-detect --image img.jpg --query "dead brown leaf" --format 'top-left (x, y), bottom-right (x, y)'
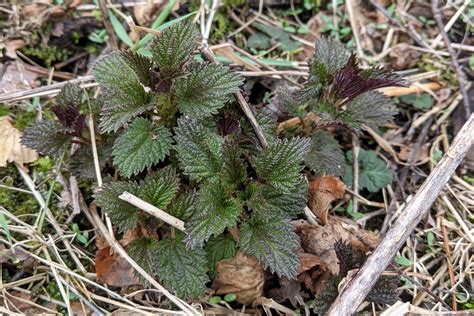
top-left (294, 216), bottom-right (380, 275)
top-left (267, 277), bottom-right (304, 307)
top-left (213, 252), bottom-right (265, 305)
top-left (0, 116), bottom-right (38, 167)
top-left (296, 252), bottom-right (331, 293)
top-left (308, 176), bottom-right (345, 225)
top-left (389, 44), bottom-right (422, 71)
top-left (1, 63), bottom-right (39, 94)
top-left (4, 39), bottom-right (26, 59)
top-left (134, 0), bottom-right (166, 26)
top-left (398, 143), bottom-right (430, 162)
top-left (95, 246), bottom-right (140, 287)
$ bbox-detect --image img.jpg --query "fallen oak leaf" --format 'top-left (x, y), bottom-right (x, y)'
top-left (308, 176), bottom-right (345, 225)
top-left (0, 116), bottom-right (38, 167)
top-left (213, 252), bottom-right (265, 305)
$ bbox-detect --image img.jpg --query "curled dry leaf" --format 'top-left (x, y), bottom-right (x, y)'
top-left (213, 252), bottom-right (265, 305)
top-left (0, 116), bottom-right (38, 167)
top-left (308, 176), bottom-right (345, 225)
top-left (294, 216), bottom-right (380, 276)
top-left (95, 246), bottom-right (140, 287)
top-left (297, 252), bottom-right (331, 293)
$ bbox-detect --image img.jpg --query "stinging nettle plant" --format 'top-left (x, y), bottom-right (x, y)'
top-left (21, 21), bottom-right (404, 300)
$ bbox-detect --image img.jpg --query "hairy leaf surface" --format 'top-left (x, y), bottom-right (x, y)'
top-left (185, 181), bottom-right (241, 248)
top-left (139, 166), bottom-right (180, 209)
top-left (93, 51), bottom-right (153, 132)
top-left (128, 237), bottom-right (159, 276)
top-left (305, 131), bottom-right (346, 177)
top-left (240, 214), bottom-right (300, 278)
top-left (174, 62), bottom-right (242, 118)
top-left (254, 137), bottom-right (310, 191)
top-left (204, 235), bottom-right (236, 278)
top-left (112, 118), bottom-right (173, 177)
top-left (94, 181), bottom-right (140, 231)
top-left (167, 190), bottom-right (197, 221)
top-left (21, 121), bottom-right (69, 156)
top-left (339, 91), bottom-right (397, 130)
top-left (156, 238), bottom-right (209, 299)
top-left (150, 21), bottom-right (198, 71)
top-left (174, 117), bottom-right (224, 182)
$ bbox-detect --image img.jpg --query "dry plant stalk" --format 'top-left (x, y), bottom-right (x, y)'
top-left (327, 114), bottom-right (474, 315)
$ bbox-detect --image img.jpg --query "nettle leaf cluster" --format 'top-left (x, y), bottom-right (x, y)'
top-left (21, 23), bottom-right (403, 301)
top-left (280, 38), bottom-right (406, 179)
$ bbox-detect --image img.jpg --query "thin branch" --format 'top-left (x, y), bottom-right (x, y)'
top-left (89, 204), bottom-right (198, 315)
top-left (327, 113), bottom-right (474, 315)
top-left (119, 192), bottom-right (185, 232)
top-left (432, 0), bottom-right (471, 120)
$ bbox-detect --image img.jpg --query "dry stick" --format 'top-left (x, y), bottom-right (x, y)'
top-left (380, 118), bottom-right (433, 235)
top-left (432, 0), bottom-right (471, 120)
top-left (14, 163), bottom-right (86, 273)
top-left (88, 204), bottom-right (198, 315)
top-left (0, 75), bottom-right (95, 103)
top-left (441, 222), bottom-right (457, 311)
top-left (327, 113), bottom-right (474, 316)
top-left (351, 134), bottom-right (360, 214)
top-left (200, 44), bottom-right (318, 225)
top-left (98, 0), bottom-right (118, 50)
top-left (119, 192), bottom-right (185, 231)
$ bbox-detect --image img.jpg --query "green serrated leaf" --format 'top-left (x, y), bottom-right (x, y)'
top-left (344, 149), bottom-right (392, 193)
top-left (240, 214), bottom-right (300, 278)
top-left (70, 142), bottom-right (112, 180)
top-left (254, 137), bottom-right (310, 191)
top-left (309, 37), bottom-right (349, 83)
top-left (93, 51), bottom-right (153, 132)
top-left (21, 120), bottom-right (70, 156)
top-left (221, 142), bottom-right (247, 187)
top-left (167, 190), bottom-right (197, 221)
top-left (94, 181), bottom-right (139, 231)
top-left (128, 237), bottom-right (159, 276)
top-left (174, 117), bottom-right (224, 182)
top-left (156, 238), bottom-right (209, 299)
top-left (305, 131), bottom-right (346, 177)
top-left (204, 235), bottom-right (236, 278)
top-left (112, 118), bottom-right (173, 177)
top-left (174, 62), bottom-right (243, 118)
top-left (150, 20), bottom-right (198, 71)
top-left (56, 83), bottom-right (82, 108)
top-left (185, 181), bottom-right (242, 248)
top-left (139, 166), bottom-right (180, 209)
top-left (248, 179), bottom-right (308, 220)
top-left (339, 91), bottom-right (397, 130)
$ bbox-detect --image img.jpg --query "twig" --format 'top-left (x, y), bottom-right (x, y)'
top-left (119, 192), bottom-right (185, 231)
top-left (14, 163), bottom-right (86, 273)
top-left (89, 204), bottom-right (198, 315)
top-left (441, 222), bottom-right (457, 311)
top-left (98, 0), bottom-right (118, 49)
top-left (86, 92), bottom-right (114, 237)
top-left (327, 113), bottom-right (474, 315)
top-left (0, 75), bottom-right (96, 103)
top-left (351, 134), bottom-right (360, 214)
top-left (432, 0), bottom-right (471, 120)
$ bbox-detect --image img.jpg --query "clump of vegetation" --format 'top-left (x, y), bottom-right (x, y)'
top-left (21, 21), bottom-right (404, 300)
